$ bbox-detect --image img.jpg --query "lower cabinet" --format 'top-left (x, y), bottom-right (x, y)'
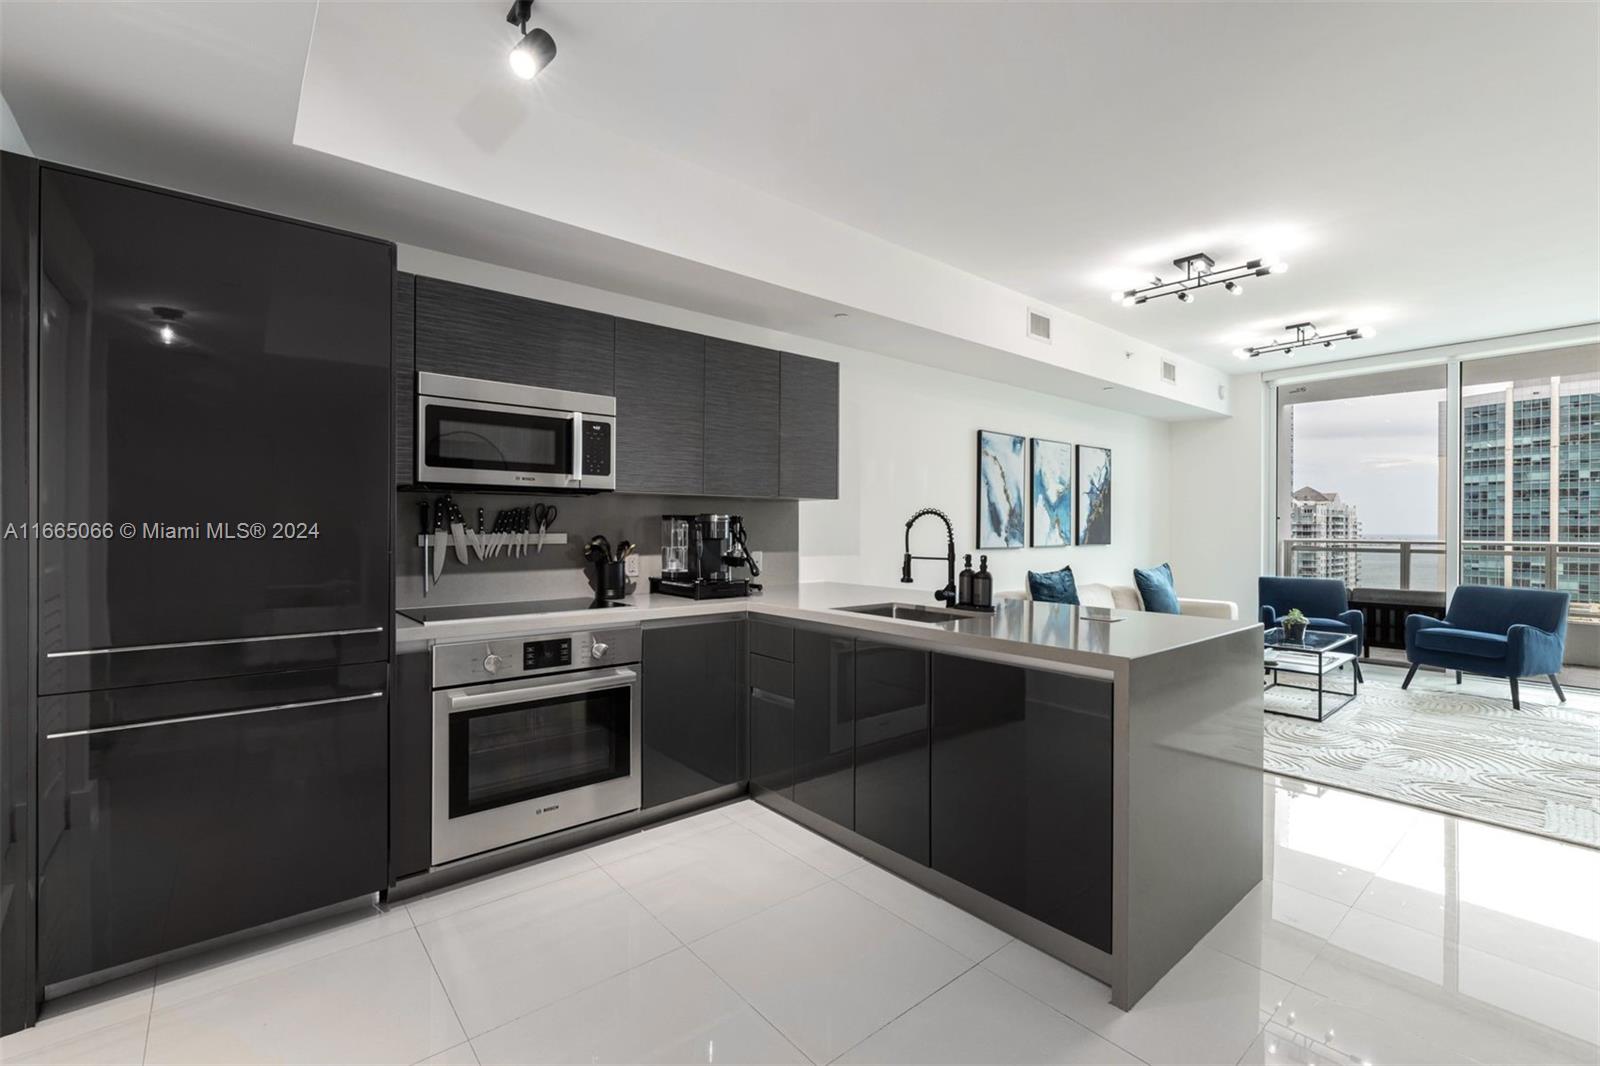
top-left (930, 654), bottom-right (1114, 952)
top-left (853, 642), bottom-right (930, 864)
top-left (36, 665), bottom-right (389, 984)
top-left (792, 629), bottom-right (855, 828)
top-left (749, 650), bottom-right (795, 799)
top-left (641, 620), bottom-right (746, 809)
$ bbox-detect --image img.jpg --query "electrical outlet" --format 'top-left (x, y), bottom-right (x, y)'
top-left (624, 554), bottom-right (640, 577)
top-left (751, 551), bottom-right (763, 570)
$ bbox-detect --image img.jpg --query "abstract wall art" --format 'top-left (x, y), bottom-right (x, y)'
top-left (977, 430), bottom-right (1026, 548)
top-left (1030, 438), bottom-right (1074, 547)
top-left (1076, 444), bottom-right (1112, 545)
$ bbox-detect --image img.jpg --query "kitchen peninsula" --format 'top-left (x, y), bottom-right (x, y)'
top-left (395, 583), bottom-right (1263, 1009)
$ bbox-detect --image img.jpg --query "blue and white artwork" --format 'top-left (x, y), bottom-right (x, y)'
top-left (1076, 444), bottom-right (1112, 545)
top-left (1030, 438), bottom-right (1074, 547)
top-left (978, 430), bottom-right (1026, 548)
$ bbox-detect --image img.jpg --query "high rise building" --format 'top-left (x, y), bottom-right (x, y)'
top-left (1289, 487), bottom-right (1361, 583)
top-left (1459, 375), bottom-right (1599, 606)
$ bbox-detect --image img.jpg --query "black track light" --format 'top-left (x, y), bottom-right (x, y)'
top-left (1236, 322), bottom-right (1375, 359)
top-left (506, 0), bottom-right (556, 79)
top-left (1114, 252), bottom-right (1286, 306)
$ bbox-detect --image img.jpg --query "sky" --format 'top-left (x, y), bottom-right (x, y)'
top-left (1291, 390), bottom-right (1445, 538)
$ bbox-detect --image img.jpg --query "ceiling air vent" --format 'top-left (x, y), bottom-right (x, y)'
top-left (1161, 360), bottom-right (1178, 384)
top-left (1026, 309), bottom-right (1052, 343)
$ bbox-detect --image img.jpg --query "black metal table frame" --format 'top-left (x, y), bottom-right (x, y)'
top-left (1264, 634), bottom-right (1359, 722)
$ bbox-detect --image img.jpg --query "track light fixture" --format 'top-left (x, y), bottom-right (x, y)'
top-left (1113, 251), bottom-right (1287, 307)
top-left (1235, 321), bottom-right (1374, 359)
top-left (506, 0), bottom-right (556, 80)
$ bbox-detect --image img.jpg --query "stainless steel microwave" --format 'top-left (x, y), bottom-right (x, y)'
top-left (416, 372), bottom-right (616, 491)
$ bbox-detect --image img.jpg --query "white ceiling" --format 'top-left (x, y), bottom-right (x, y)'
top-left (3, 1), bottom-right (1596, 383)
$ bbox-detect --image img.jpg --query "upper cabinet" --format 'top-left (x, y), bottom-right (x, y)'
top-left (780, 352), bottom-right (840, 499)
top-left (704, 339), bottom-right (780, 497)
top-left (413, 276), bottom-right (614, 395)
top-left (399, 274), bottom-right (838, 499)
top-left (394, 272), bottom-right (416, 485)
top-left (614, 319), bottom-right (705, 494)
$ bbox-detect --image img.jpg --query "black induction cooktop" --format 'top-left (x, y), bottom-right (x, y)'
top-left (397, 598), bottom-right (634, 624)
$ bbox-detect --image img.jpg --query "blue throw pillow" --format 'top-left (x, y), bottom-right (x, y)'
top-left (1028, 566), bottom-right (1079, 605)
top-left (1134, 563), bottom-right (1181, 614)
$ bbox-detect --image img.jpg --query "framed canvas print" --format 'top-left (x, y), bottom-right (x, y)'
top-left (977, 430), bottom-right (1026, 548)
top-left (1076, 444), bottom-right (1112, 545)
top-left (1030, 438), bottom-right (1073, 546)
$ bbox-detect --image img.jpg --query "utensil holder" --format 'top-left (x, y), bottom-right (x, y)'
top-left (594, 561), bottom-right (629, 602)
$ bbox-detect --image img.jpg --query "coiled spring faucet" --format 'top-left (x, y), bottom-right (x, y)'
top-left (901, 508), bottom-right (957, 604)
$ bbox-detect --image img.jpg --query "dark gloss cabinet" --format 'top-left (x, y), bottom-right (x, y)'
top-left (779, 352), bottom-right (840, 500)
top-left (792, 629), bottom-right (854, 828)
top-left (703, 339), bottom-right (780, 497)
top-left (36, 169), bottom-right (392, 691)
top-left (930, 655), bottom-right (1113, 952)
top-left (36, 665), bottom-right (388, 984)
top-left (853, 642), bottom-right (930, 864)
top-left (390, 649), bottom-right (433, 882)
top-left (749, 626), bottom-right (795, 800)
top-left (642, 620), bottom-right (746, 808)
top-left (414, 276), bottom-right (614, 395)
top-left (615, 320), bottom-right (705, 495)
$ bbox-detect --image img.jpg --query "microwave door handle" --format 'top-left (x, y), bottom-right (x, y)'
top-left (569, 410), bottom-right (583, 485)
top-left (446, 666), bottom-right (637, 713)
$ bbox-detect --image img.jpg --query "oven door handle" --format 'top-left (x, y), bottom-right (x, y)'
top-left (569, 410), bottom-right (584, 485)
top-left (446, 666), bottom-right (637, 713)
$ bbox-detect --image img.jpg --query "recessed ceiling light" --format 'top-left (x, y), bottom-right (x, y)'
top-left (833, 312), bottom-right (849, 319)
top-left (505, 1), bottom-right (556, 80)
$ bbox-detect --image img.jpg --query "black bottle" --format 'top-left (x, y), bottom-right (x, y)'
top-left (958, 554), bottom-right (975, 607)
top-left (972, 555), bottom-right (994, 609)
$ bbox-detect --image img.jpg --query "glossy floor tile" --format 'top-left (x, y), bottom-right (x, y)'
top-left (9, 788), bottom-right (1598, 1065)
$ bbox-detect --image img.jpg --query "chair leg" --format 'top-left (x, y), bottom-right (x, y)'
top-left (1549, 675), bottom-right (1567, 703)
top-left (1455, 670), bottom-right (1462, 684)
top-left (1509, 676), bottom-right (1520, 710)
top-left (1402, 664), bottom-right (1418, 690)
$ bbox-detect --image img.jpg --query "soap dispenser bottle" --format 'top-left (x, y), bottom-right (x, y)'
top-left (972, 555), bottom-right (994, 610)
top-left (957, 554), bottom-right (975, 607)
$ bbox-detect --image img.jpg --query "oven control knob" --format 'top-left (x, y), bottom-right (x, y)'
top-left (590, 641), bottom-right (609, 661)
top-left (482, 651), bottom-right (504, 674)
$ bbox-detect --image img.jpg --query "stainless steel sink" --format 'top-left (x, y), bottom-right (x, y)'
top-left (836, 602), bottom-right (975, 625)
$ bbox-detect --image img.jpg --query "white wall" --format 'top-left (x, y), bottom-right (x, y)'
top-left (1167, 374), bottom-right (1268, 616)
top-left (800, 350), bottom-right (1173, 595)
top-left (1, 92), bottom-right (31, 155)
top-left (401, 245), bottom-right (1178, 595)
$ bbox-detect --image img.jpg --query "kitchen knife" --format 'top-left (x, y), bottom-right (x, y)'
top-left (469, 506), bottom-right (486, 559)
top-left (448, 497), bottom-right (469, 565)
top-left (419, 501), bottom-right (433, 594)
top-left (432, 497), bottom-right (448, 583)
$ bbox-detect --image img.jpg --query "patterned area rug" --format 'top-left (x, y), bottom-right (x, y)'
top-left (1263, 664), bottom-right (1600, 849)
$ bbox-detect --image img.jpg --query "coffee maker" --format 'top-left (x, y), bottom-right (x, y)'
top-left (651, 514), bottom-right (760, 599)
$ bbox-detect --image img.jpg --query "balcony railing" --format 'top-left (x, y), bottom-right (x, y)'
top-left (1279, 538), bottom-right (1599, 619)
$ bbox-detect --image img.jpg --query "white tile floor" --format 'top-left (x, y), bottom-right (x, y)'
top-left (4, 778), bottom-right (1597, 1065)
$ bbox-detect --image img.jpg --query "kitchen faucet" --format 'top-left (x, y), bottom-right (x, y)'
top-left (901, 508), bottom-right (957, 604)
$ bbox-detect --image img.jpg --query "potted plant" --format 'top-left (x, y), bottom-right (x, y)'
top-left (1282, 608), bottom-right (1309, 643)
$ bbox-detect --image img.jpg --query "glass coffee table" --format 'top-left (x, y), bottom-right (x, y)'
top-left (1263, 628), bottom-right (1358, 721)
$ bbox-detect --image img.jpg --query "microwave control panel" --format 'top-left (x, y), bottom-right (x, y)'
top-left (582, 420), bottom-right (612, 476)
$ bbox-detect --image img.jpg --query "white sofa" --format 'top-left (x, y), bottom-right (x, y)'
top-left (1014, 583), bottom-right (1239, 620)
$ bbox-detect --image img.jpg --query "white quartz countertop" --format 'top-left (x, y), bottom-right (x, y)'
top-left (394, 582), bottom-right (1260, 674)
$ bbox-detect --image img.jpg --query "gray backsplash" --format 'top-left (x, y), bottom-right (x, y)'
top-left (396, 491), bottom-right (799, 609)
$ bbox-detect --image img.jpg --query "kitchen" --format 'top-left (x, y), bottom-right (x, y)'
top-left (0, 151), bottom-right (1263, 1060)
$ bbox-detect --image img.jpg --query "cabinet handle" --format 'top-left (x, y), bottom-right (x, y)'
top-left (44, 691), bottom-right (385, 740)
top-left (46, 626), bottom-right (385, 659)
top-left (750, 687), bottom-right (795, 708)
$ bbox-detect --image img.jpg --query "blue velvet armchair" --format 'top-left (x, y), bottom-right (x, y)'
top-left (1404, 585), bottom-right (1569, 709)
top-left (1259, 576), bottom-right (1365, 682)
